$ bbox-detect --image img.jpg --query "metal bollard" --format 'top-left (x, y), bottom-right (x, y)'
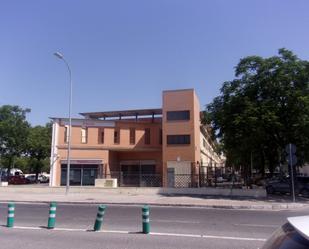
top-left (47, 202), bottom-right (57, 229)
top-left (94, 205), bottom-right (106, 231)
top-left (142, 205), bottom-right (150, 234)
top-left (7, 203), bottom-right (15, 228)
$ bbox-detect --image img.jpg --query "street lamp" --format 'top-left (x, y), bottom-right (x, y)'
top-left (54, 51), bottom-right (72, 195)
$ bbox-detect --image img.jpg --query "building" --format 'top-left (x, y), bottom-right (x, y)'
top-left (49, 89), bottom-right (224, 187)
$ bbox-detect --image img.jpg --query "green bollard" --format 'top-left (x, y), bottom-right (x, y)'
top-left (94, 205), bottom-right (106, 231)
top-left (142, 205), bottom-right (150, 234)
top-left (7, 203), bottom-right (15, 228)
top-left (47, 202), bottom-right (57, 229)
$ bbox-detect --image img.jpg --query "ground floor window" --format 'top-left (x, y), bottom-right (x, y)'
top-left (120, 164), bottom-right (156, 186)
top-left (61, 164), bottom-right (99, 186)
top-left (108, 161), bottom-right (161, 187)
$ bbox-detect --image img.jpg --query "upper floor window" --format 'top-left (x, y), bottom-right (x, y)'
top-left (166, 110), bottom-right (190, 121)
top-left (81, 127), bottom-right (88, 144)
top-left (64, 125), bottom-right (69, 143)
top-left (145, 128), bottom-right (150, 145)
top-left (114, 128), bottom-right (120, 144)
top-left (159, 129), bottom-right (162, 145)
top-left (167, 135), bottom-right (190, 145)
top-left (98, 129), bottom-right (104, 144)
top-left (130, 128), bottom-right (135, 144)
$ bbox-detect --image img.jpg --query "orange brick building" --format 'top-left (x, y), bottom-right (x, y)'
top-left (49, 89), bottom-right (224, 187)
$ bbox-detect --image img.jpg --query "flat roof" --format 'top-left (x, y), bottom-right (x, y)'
top-left (162, 88), bottom-right (194, 93)
top-left (80, 108), bottom-right (162, 119)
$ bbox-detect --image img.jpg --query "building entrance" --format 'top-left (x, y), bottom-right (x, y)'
top-left (119, 161), bottom-right (160, 187)
top-left (61, 164), bottom-right (99, 186)
top-left (120, 164), bottom-right (140, 186)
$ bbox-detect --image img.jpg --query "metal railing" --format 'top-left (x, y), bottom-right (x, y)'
top-left (97, 164), bottom-right (245, 188)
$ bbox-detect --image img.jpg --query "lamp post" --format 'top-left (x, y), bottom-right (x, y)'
top-left (54, 52), bottom-right (72, 195)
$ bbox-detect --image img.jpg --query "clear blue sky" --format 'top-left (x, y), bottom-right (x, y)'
top-left (1, 0), bottom-right (309, 125)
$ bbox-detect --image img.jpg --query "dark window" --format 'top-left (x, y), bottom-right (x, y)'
top-left (98, 129), bottom-right (104, 144)
top-left (61, 164), bottom-right (98, 186)
top-left (167, 135), bottom-right (190, 145)
top-left (130, 128), bottom-right (135, 144)
top-left (145, 128), bottom-right (150, 145)
top-left (167, 110), bottom-right (190, 121)
top-left (141, 164), bottom-right (156, 174)
top-left (64, 126), bottom-right (68, 143)
top-left (159, 129), bottom-right (162, 145)
top-left (114, 129), bottom-right (120, 144)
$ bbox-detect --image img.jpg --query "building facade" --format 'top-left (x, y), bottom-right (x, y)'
top-left (49, 89), bottom-right (224, 187)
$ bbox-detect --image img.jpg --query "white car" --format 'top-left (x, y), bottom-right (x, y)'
top-left (262, 216), bottom-right (309, 249)
top-left (38, 174), bottom-right (49, 183)
top-left (25, 173), bottom-right (49, 183)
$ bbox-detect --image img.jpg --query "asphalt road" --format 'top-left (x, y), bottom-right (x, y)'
top-left (0, 203), bottom-right (308, 249)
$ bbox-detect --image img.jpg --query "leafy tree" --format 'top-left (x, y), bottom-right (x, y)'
top-left (27, 123), bottom-right (52, 180)
top-left (0, 105), bottom-right (30, 177)
top-left (204, 49), bottom-right (309, 179)
top-left (11, 156), bottom-right (30, 173)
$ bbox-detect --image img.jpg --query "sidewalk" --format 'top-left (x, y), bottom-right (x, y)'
top-left (0, 185), bottom-right (307, 210)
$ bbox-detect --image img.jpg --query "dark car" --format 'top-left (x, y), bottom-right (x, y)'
top-left (266, 177), bottom-right (309, 197)
top-left (25, 174), bottom-right (37, 183)
top-left (262, 216), bottom-right (309, 249)
top-left (8, 175), bottom-right (29, 184)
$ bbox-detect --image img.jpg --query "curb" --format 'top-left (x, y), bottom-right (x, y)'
top-left (0, 200), bottom-right (306, 210)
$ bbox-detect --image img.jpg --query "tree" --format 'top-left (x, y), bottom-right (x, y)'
top-left (0, 105), bottom-right (30, 177)
top-left (204, 49), bottom-right (309, 179)
top-left (27, 123), bottom-right (52, 181)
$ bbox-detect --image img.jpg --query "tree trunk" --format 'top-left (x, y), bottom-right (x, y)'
top-left (35, 160), bottom-right (41, 183)
top-left (7, 156), bottom-right (14, 182)
top-left (260, 151), bottom-right (265, 177)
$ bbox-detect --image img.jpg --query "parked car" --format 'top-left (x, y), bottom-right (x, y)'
top-left (266, 177), bottom-right (309, 197)
top-left (25, 174), bottom-right (49, 183)
top-left (0, 168), bottom-right (24, 181)
top-left (25, 174), bottom-right (37, 183)
top-left (262, 216), bottom-right (309, 249)
top-left (215, 176), bottom-right (227, 183)
top-left (8, 175), bottom-right (29, 184)
top-left (38, 174), bottom-right (49, 183)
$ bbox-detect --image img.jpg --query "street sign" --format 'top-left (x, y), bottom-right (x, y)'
top-left (285, 144), bottom-right (296, 154)
top-left (285, 143), bottom-right (297, 166)
top-left (286, 154), bottom-right (297, 166)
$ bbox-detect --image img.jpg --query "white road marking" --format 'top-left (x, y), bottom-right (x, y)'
top-left (234, 223), bottom-right (278, 228)
top-left (100, 230), bottom-right (130, 234)
top-left (150, 232), bottom-right (266, 241)
top-left (54, 227), bottom-right (86, 232)
top-left (150, 232), bottom-right (201, 238)
top-left (152, 219), bottom-right (200, 224)
top-left (201, 234), bottom-right (266, 242)
top-left (8, 226), bottom-right (266, 241)
top-left (12, 226), bottom-right (42, 230)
